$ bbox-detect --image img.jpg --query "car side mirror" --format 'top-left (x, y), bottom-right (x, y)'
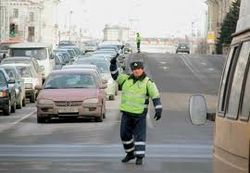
top-left (189, 94), bottom-right (208, 125)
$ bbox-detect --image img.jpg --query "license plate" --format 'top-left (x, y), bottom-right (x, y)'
top-left (58, 107), bottom-right (78, 113)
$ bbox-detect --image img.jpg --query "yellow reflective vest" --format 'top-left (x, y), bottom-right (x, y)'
top-left (117, 73), bottom-right (160, 114)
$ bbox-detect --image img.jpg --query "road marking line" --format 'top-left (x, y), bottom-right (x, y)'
top-left (162, 66), bottom-right (169, 70)
top-left (11, 110), bottom-right (36, 125)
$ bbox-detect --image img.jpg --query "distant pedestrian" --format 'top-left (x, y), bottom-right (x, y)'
top-left (110, 55), bottom-right (162, 165)
top-left (136, 33), bottom-right (141, 53)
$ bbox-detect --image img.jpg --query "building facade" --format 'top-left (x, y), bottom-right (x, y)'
top-left (103, 25), bottom-right (129, 43)
top-left (206, 0), bottom-right (235, 54)
top-left (0, 0), bottom-right (59, 47)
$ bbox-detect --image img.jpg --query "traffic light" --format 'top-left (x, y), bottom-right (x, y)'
top-left (9, 23), bottom-right (16, 37)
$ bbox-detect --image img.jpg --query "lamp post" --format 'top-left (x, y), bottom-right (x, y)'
top-left (68, 10), bottom-right (73, 41)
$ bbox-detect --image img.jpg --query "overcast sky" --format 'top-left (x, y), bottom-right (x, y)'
top-left (58, 0), bottom-right (207, 38)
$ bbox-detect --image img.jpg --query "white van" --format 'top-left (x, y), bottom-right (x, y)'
top-left (9, 42), bottom-right (55, 80)
top-left (189, 0), bottom-right (250, 172)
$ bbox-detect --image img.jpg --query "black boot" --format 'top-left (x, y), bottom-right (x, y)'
top-left (136, 157), bottom-right (143, 165)
top-left (121, 152), bottom-right (135, 163)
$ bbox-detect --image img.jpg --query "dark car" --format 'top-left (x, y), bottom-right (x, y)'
top-left (0, 65), bottom-right (26, 108)
top-left (176, 43), bottom-right (190, 54)
top-left (0, 68), bottom-right (16, 115)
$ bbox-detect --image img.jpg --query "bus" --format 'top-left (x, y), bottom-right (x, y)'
top-left (189, 0), bottom-right (250, 172)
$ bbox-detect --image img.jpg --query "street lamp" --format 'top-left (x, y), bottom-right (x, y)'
top-left (69, 10), bottom-right (73, 41)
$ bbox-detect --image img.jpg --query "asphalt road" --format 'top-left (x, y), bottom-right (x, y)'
top-left (0, 52), bottom-right (225, 173)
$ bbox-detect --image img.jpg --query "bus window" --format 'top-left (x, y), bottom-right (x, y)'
top-left (239, 52), bottom-right (250, 121)
top-left (226, 41), bottom-right (250, 119)
top-left (218, 46), bottom-right (239, 116)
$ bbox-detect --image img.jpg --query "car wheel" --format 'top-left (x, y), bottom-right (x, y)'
top-left (95, 115), bottom-right (103, 122)
top-left (11, 100), bottom-right (16, 113)
top-left (102, 103), bottom-right (106, 119)
top-left (30, 93), bottom-right (36, 103)
top-left (37, 116), bottom-right (46, 123)
top-left (3, 100), bottom-right (11, 116)
top-left (16, 95), bottom-right (23, 109)
top-left (22, 97), bottom-right (26, 107)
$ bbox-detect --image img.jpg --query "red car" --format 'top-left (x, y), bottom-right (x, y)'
top-left (36, 69), bottom-right (107, 123)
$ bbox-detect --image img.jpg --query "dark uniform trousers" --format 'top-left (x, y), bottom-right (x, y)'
top-left (120, 111), bottom-right (146, 158)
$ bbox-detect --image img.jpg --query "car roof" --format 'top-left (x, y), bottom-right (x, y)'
top-left (0, 64), bottom-right (17, 68)
top-left (5, 63), bottom-right (31, 67)
top-left (52, 68), bottom-right (98, 75)
top-left (4, 56), bottom-right (35, 60)
top-left (64, 64), bottom-right (97, 68)
top-left (9, 42), bottom-right (51, 48)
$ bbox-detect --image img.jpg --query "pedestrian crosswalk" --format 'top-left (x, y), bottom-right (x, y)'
top-left (0, 144), bottom-right (212, 159)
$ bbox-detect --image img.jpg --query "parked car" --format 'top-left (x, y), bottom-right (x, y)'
top-left (12, 64), bottom-right (42, 103)
top-left (62, 64), bottom-right (102, 76)
top-left (0, 68), bottom-right (16, 115)
top-left (176, 43), bottom-right (190, 54)
top-left (53, 53), bottom-right (66, 70)
top-left (36, 69), bottom-right (107, 123)
top-left (0, 64), bottom-right (26, 108)
top-left (8, 42), bottom-right (55, 80)
top-left (1, 56), bottom-right (41, 75)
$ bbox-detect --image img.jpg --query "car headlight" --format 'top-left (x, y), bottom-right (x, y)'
top-left (38, 99), bottom-right (54, 105)
top-left (0, 91), bottom-right (8, 97)
top-left (84, 98), bottom-right (98, 104)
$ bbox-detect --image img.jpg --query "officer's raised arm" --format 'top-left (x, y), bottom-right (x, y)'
top-left (110, 53), bottom-right (120, 80)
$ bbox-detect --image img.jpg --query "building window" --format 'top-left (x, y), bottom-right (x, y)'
top-left (239, 54), bottom-right (250, 121)
top-left (13, 9), bottom-right (18, 18)
top-left (226, 41), bottom-right (250, 119)
top-left (29, 12), bottom-right (34, 22)
top-left (218, 46), bottom-right (239, 116)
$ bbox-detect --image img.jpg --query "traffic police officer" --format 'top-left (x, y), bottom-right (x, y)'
top-left (136, 32), bottom-right (141, 53)
top-left (110, 55), bottom-right (162, 165)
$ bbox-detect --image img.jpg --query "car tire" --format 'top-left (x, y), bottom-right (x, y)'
top-left (30, 93), bottom-right (36, 103)
top-left (11, 100), bottom-right (16, 113)
top-left (95, 111), bottom-right (103, 122)
top-left (3, 100), bottom-right (11, 116)
top-left (22, 98), bottom-right (26, 107)
top-left (102, 103), bottom-right (106, 119)
top-left (16, 95), bottom-right (23, 109)
top-left (37, 116), bottom-right (46, 123)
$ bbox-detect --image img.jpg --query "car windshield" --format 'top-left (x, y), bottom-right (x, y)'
top-left (77, 60), bottom-right (109, 73)
top-left (2, 59), bottom-right (30, 64)
top-left (11, 48), bottom-right (47, 60)
top-left (15, 66), bottom-right (33, 78)
top-left (44, 73), bottom-right (97, 89)
top-left (4, 68), bottom-right (16, 79)
top-left (0, 72), bottom-right (7, 86)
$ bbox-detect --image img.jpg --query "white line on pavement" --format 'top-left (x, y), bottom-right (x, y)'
top-left (11, 110), bottom-right (36, 125)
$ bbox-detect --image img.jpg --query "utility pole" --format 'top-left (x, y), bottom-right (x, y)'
top-left (68, 10), bottom-right (73, 41)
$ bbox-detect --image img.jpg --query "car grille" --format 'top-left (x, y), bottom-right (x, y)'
top-left (55, 101), bottom-right (82, 107)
